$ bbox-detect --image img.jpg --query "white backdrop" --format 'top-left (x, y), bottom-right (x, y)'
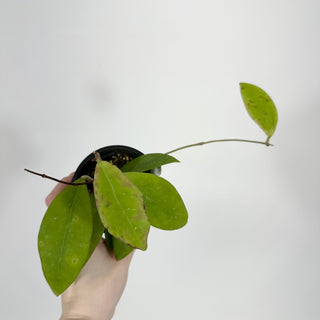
top-left (1, 1), bottom-right (320, 319)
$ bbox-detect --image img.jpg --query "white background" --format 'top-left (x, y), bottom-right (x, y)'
top-left (1, 1), bottom-right (320, 319)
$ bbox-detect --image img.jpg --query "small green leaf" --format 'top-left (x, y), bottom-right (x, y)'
top-left (104, 229), bottom-right (113, 251)
top-left (121, 153), bottom-right (179, 173)
top-left (94, 160), bottom-right (150, 250)
top-left (126, 172), bottom-right (188, 230)
top-left (38, 179), bottom-right (93, 296)
top-left (104, 229), bottom-right (134, 261)
top-left (87, 193), bottom-right (105, 260)
top-left (113, 236), bottom-right (134, 260)
top-left (240, 83), bottom-right (278, 140)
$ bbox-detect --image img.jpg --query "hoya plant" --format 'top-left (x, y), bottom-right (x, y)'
top-left (26, 83), bottom-right (278, 296)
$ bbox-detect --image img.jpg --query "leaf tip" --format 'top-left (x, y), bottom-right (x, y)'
top-left (239, 82), bottom-right (247, 90)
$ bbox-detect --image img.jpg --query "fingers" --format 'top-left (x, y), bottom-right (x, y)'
top-left (45, 172), bottom-right (75, 207)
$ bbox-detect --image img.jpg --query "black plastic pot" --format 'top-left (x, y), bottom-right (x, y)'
top-left (72, 145), bottom-right (145, 182)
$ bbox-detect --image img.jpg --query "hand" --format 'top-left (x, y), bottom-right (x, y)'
top-left (46, 173), bottom-right (134, 320)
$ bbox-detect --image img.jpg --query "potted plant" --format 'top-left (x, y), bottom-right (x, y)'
top-left (25, 83), bottom-right (278, 296)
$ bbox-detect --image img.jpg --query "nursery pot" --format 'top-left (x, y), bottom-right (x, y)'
top-left (72, 145), bottom-right (145, 182)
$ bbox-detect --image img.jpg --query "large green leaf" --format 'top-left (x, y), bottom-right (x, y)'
top-left (125, 172), bottom-right (188, 230)
top-left (94, 159), bottom-right (150, 250)
top-left (38, 179), bottom-right (93, 296)
top-left (121, 153), bottom-right (179, 173)
top-left (240, 83), bottom-right (278, 141)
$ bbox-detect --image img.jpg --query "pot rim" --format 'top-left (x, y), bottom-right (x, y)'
top-left (72, 145), bottom-right (144, 182)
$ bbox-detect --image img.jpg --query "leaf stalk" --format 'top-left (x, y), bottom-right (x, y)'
top-left (24, 169), bottom-right (92, 185)
top-left (165, 138), bottom-right (273, 155)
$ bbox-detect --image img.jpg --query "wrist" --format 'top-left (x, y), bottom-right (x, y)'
top-left (60, 299), bottom-right (115, 320)
top-left (60, 317), bottom-right (91, 320)
top-left (60, 312), bottom-right (114, 320)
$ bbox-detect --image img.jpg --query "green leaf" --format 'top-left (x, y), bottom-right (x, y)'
top-left (104, 229), bottom-right (113, 250)
top-left (121, 153), bottom-right (179, 173)
top-left (38, 179), bottom-right (93, 296)
top-left (113, 237), bottom-right (134, 260)
top-left (240, 83), bottom-right (278, 141)
top-left (125, 172), bottom-right (188, 230)
top-left (94, 159), bottom-right (150, 250)
top-left (87, 193), bottom-right (105, 260)
top-left (104, 229), bottom-right (134, 260)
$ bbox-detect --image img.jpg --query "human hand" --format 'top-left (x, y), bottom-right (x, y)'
top-left (45, 173), bottom-right (134, 320)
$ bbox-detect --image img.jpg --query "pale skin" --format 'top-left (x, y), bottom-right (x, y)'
top-left (45, 173), bottom-right (134, 320)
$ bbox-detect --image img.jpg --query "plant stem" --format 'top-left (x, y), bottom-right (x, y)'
top-left (24, 169), bottom-right (92, 185)
top-left (165, 138), bottom-right (272, 155)
top-left (93, 151), bottom-right (102, 162)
